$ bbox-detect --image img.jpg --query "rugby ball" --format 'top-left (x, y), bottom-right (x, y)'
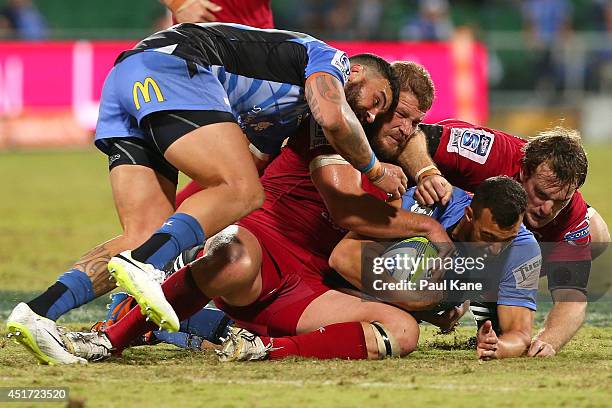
top-left (380, 236), bottom-right (439, 282)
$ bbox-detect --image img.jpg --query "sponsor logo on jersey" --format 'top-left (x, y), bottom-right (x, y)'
top-left (409, 201), bottom-right (434, 216)
top-left (250, 121), bottom-right (274, 131)
top-left (512, 254), bottom-right (541, 289)
top-left (564, 217), bottom-right (591, 246)
top-left (331, 50), bottom-right (351, 83)
top-left (132, 77), bottom-right (165, 110)
top-left (447, 128), bottom-right (495, 164)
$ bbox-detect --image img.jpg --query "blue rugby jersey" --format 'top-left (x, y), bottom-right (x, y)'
top-left (400, 187), bottom-right (540, 311)
top-left (114, 23), bottom-right (351, 155)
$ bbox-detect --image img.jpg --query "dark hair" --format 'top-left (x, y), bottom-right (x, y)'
top-left (471, 176), bottom-right (528, 228)
top-left (349, 53), bottom-right (400, 111)
top-left (521, 127), bottom-right (588, 189)
top-left (391, 61), bottom-right (435, 112)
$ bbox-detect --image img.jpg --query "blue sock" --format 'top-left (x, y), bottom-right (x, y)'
top-left (44, 269), bottom-right (95, 321)
top-left (153, 306), bottom-right (233, 348)
top-left (131, 213), bottom-right (205, 269)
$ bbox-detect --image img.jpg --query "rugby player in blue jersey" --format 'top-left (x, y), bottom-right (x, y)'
top-left (330, 176), bottom-right (542, 360)
top-left (6, 23), bottom-right (408, 364)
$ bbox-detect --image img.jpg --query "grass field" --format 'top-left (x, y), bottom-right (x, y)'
top-left (0, 147), bottom-right (611, 407)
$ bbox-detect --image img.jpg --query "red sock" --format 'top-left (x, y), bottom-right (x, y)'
top-left (260, 322), bottom-right (368, 360)
top-left (105, 264), bottom-right (209, 350)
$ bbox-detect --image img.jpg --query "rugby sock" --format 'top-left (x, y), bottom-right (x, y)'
top-left (260, 322), bottom-right (368, 360)
top-left (131, 213), bottom-right (205, 269)
top-left (27, 269), bottom-right (95, 321)
top-left (105, 264), bottom-right (209, 350)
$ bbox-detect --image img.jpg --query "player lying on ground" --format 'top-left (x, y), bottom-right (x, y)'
top-left (330, 176), bottom-right (541, 360)
top-left (14, 62), bottom-right (464, 364)
top-left (6, 24), bottom-right (409, 363)
top-left (400, 120), bottom-right (610, 356)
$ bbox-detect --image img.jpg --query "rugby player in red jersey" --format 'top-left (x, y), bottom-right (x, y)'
top-left (163, 0), bottom-right (273, 28)
top-left (400, 120), bottom-right (610, 356)
top-left (52, 62), bottom-right (454, 363)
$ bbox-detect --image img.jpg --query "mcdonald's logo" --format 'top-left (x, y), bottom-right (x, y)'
top-left (132, 77), bottom-right (164, 110)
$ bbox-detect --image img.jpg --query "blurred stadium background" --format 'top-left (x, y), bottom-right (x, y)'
top-left (1, 0), bottom-right (612, 147)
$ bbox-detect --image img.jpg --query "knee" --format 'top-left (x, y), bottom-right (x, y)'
top-left (190, 227), bottom-right (260, 297)
top-left (370, 317), bottom-right (419, 358)
top-left (391, 319), bottom-right (419, 356)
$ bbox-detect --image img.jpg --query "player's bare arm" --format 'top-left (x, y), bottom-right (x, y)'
top-left (529, 289), bottom-right (587, 357)
top-left (478, 305), bottom-right (534, 360)
top-left (311, 160), bottom-right (452, 245)
top-left (397, 128), bottom-right (452, 206)
top-left (305, 72), bottom-right (407, 199)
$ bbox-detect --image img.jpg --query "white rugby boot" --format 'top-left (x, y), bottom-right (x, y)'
top-left (216, 327), bottom-right (271, 362)
top-left (6, 302), bottom-right (87, 365)
top-left (107, 250), bottom-right (179, 332)
top-left (63, 331), bottom-right (113, 362)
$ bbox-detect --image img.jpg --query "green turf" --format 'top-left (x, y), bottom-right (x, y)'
top-left (0, 326), bottom-right (610, 408)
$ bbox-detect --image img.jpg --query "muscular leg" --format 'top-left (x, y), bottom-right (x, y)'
top-left (27, 165), bottom-right (176, 320)
top-left (296, 290), bottom-right (420, 358)
top-left (128, 123), bottom-right (264, 269)
top-left (105, 225), bottom-right (264, 350)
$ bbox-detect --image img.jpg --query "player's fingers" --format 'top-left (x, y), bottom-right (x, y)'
top-left (535, 345), bottom-right (556, 357)
top-left (422, 181), bottom-right (442, 203)
top-left (413, 188), bottom-right (426, 205)
top-left (478, 342), bottom-right (497, 351)
top-left (527, 340), bottom-right (542, 357)
top-left (202, 0), bottom-right (223, 12)
top-left (417, 186), bottom-right (435, 206)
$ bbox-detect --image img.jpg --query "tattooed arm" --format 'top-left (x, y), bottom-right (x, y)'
top-left (305, 72), bottom-right (406, 199)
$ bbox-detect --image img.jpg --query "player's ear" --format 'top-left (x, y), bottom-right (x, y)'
top-left (349, 64), bottom-right (364, 81)
top-left (464, 205), bottom-right (473, 222)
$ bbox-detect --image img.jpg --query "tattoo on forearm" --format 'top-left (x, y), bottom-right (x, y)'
top-left (306, 75), bottom-right (371, 168)
top-left (73, 244), bottom-right (115, 295)
top-left (305, 82), bottom-right (324, 128)
top-left (314, 75), bottom-right (342, 103)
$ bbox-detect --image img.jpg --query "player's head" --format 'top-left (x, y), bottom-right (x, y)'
top-left (367, 61), bottom-right (435, 162)
top-left (519, 127), bottom-right (588, 229)
top-left (345, 53), bottom-right (400, 125)
top-left (463, 176), bottom-right (527, 257)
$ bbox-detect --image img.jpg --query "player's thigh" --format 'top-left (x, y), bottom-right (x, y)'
top-left (297, 290), bottom-right (419, 350)
top-left (163, 121), bottom-right (261, 191)
top-left (191, 225), bottom-right (263, 305)
top-left (588, 208), bottom-right (610, 259)
top-left (107, 140), bottom-right (176, 244)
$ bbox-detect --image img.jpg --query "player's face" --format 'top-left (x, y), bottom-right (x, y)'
top-left (469, 207), bottom-right (522, 257)
top-left (344, 75), bottom-right (392, 125)
top-left (520, 162), bottom-right (576, 229)
top-left (368, 91), bottom-right (426, 162)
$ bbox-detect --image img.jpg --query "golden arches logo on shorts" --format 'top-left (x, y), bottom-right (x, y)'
top-left (132, 77), bottom-right (165, 110)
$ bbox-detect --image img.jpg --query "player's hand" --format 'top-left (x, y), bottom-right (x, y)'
top-left (414, 174), bottom-right (453, 206)
top-left (528, 339), bottom-right (556, 357)
top-left (477, 320), bottom-right (499, 360)
top-left (173, 0), bottom-right (222, 23)
top-left (425, 224), bottom-right (456, 260)
top-left (370, 162), bottom-right (408, 201)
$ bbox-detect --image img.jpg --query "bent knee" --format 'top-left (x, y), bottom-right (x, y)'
top-left (191, 226), bottom-right (262, 297)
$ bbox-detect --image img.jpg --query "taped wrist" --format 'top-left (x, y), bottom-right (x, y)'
top-left (370, 322), bottom-right (400, 359)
